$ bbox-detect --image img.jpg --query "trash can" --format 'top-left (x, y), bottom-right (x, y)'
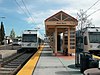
top-left (80, 52), bottom-right (92, 73)
top-left (89, 59), bottom-right (99, 68)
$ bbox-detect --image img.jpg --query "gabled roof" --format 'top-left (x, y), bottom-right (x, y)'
top-left (45, 11), bottom-right (78, 22)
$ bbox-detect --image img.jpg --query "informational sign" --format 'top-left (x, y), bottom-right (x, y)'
top-left (56, 22), bottom-right (67, 24)
top-left (45, 21), bottom-right (77, 26)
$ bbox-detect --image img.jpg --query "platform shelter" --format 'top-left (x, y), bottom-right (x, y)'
top-left (45, 11), bottom-right (78, 55)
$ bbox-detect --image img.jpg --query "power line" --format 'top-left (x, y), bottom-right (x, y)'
top-left (84, 0), bottom-right (100, 13)
top-left (81, 0), bottom-right (100, 19)
top-left (21, 0), bottom-right (34, 23)
top-left (15, 0), bottom-right (29, 18)
top-left (87, 8), bottom-right (100, 17)
top-left (77, 0), bottom-right (100, 30)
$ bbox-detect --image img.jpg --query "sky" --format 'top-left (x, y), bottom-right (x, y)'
top-left (0, 0), bottom-right (100, 37)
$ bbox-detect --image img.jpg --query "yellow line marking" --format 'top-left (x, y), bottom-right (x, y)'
top-left (17, 46), bottom-right (44, 75)
top-left (93, 55), bottom-right (100, 59)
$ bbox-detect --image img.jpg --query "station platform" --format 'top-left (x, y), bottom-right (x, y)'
top-left (33, 46), bottom-right (83, 75)
top-left (17, 45), bottom-right (83, 75)
top-left (0, 50), bottom-right (17, 59)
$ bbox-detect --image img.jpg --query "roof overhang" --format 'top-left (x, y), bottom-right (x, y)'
top-left (45, 11), bottom-right (78, 36)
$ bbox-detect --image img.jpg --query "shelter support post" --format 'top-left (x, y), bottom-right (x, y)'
top-left (68, 28), bottom-right (70, 55)
top-left (55, 28), bottom-right (57, 56)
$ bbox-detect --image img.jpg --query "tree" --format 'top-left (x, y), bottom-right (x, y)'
top-left (0, 22), bottom-right (5, 44)
top-left (77, 9), bottom-right (94, 31)
top-left (10, 28), bottom-right (15, 40)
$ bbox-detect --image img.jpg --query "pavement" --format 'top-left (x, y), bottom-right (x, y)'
top-left (33, 46), bottom-right (83, 75)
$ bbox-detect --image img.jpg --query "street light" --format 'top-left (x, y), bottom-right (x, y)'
top-left (0, 17), bottom-right (5, 18)
top-left (0, 16), bottom-right (5, 24)
top-left (34, 27), bottom-right (40, 30)
top-left (0, 17), bottom-right (5, 21)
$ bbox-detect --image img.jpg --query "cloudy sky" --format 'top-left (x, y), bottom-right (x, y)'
top-left (0, 0), bottom-right (100, 36)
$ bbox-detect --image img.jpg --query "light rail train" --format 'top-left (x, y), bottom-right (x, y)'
top-left (75, 27), bottom-right (100, 68)
top-left (21, 30), bottom-right (43, 50)
top-left (76, 27), bottom-right (100, 54)
top-left (12, 38), bottom-right (22, 45)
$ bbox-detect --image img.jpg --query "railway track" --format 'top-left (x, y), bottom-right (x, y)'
top-left (0, 50), bottom-right (36, 75)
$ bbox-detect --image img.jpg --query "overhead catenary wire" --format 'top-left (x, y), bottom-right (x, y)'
top-left (84, 0), bottom-right (100, 18)
top-left (21, 0), bottom-right (34, 23)
top-left (77, 0), bottom-right (100, 30)
top-left (15, 0), bottom-right (39, 29)
top-left (15, 0), bottom-right (29, 18)
top-left (84, 0), bottom-right (100, 13)
top-left (87, 8), bottom-right (100, 18)
top-left (77, 0), bottom-right (100, 20)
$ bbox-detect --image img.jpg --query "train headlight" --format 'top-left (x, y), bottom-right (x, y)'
top-left (22, 44), bottom-right (24, 46)
top-left (97, 45), bottom-right (100, 48)
top-left (27, 43), bottom-right (31, 46)
top-left (34, 44), bottom-right (37, 46)
top-left (90, 45), bottom-right (92, 48)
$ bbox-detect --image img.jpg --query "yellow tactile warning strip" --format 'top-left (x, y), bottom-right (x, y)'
top-left (93, 55), bottom-right (100, 59)
top-left (17, 45), bottom-right (44, 75)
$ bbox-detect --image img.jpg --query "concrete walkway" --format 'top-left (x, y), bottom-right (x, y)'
top-left (33, 46), bottom-right (83, 75)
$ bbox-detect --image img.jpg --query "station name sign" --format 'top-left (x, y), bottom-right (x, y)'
top-left (45, 21), bottom-right (77, 25)
top-left (56, 22), bottom-right (66, 24)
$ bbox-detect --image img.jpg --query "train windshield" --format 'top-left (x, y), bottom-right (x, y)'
top-left (89, 32), bottom-right (100, 43)
top-left (13, 39), bottom-right (21, 42)
top-left (13, 39), bottom-right (18, 42)
top-left (22, 34), bottom-right (37, 42)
